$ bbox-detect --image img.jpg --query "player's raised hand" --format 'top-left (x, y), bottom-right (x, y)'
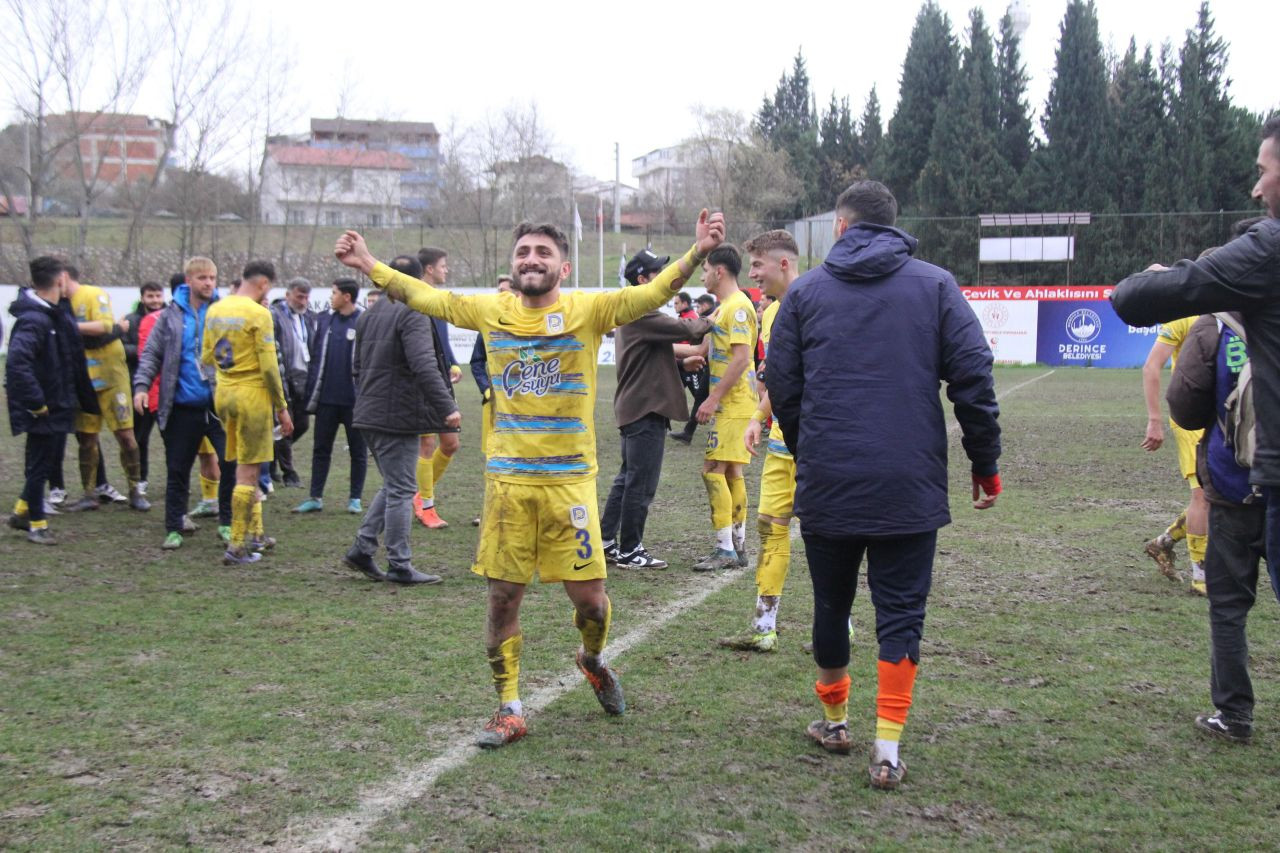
top-left (335, 231), bottom-right (376, 274)
top-left (695, 209), bottom-right (725, 256)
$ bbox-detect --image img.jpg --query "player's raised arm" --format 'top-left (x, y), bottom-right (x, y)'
top-left (609, 210), bottom-right (726, 328)
top-left (335, 230), bottom-right (478, 328)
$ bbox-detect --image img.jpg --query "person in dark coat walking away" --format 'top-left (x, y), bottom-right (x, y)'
top-left (6, 256), bottom-right (100, 544)
top-left (767, 181), bottom-right (1002, 790)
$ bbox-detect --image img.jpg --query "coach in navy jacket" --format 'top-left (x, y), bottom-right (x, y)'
top-left (765, 180), bottom-right (1001, 788)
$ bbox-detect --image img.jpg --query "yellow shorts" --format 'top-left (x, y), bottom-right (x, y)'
top-left (705, 415), bottom-right (751, 463)
top-left (198, 437), bottom-right (215, 456)
top-left (216, 385), bottom-right (275, 464)
top-left (472, 478), bottom-right (607, 584)
top-left (757, 452), bottom-right (796, 519)
top-left (1170, 421), bottom-right (1203, 489)
top-left (75, 386), bottom-right (134, 433)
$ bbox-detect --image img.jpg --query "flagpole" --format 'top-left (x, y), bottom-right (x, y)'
top-left (573, 202), bottom-right (581, 288)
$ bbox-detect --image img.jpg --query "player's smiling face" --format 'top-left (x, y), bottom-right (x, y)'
top-left (511, 234), bottom-right (568, 297)
top-left (748, 252), bottom-right (784, 297)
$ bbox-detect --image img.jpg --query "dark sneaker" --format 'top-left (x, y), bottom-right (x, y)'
top-left (8, 513), bottom-right (30, 531)
top-left (223, 546), bottom-right (262, 566)
top-left (868, 756), bottom-right (908, 790)
top-left (1144, 534), bottom-right (1179, 582)
top-left (576, 649), bottom-right (625, 715)
top-left (66, 495), bottom-right (100, 513)
top-left (667, 431), bottom-right (692, 445)
top-left (27, 527), bottom-right (57, 545)
top-left (1195, 711), bottom-right (1252, 744)
top-left (806, 720), bottom-right (852, 754)
top-left (385, 566), bottom-right (443, 585)
top-left (617, 545), bottom-right (668, 569)
top-left (603, 541), bottom-right (622, 565)
top-left (283, 473), bottom-right (303, 489)
top-left (719, 630), bottom-right (778, 652)
top-left (343, 547), bottom-right (386, 581)
top-left (733, 532), bottom-right (748, 567)
top-left (693, 548), bottom-right (739, 572)
top-left (476, 709), bottom-right (527, 749)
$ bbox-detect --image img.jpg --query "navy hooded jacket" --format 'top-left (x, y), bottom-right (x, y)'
top-left (766, 223), bottom-right (1001, 536)
top-left (6, 289), bottom-right (99, 436)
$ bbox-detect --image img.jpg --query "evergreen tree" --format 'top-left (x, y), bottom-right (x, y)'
top-left (755, 50), bottom-right (821, 216)
top-left (996, 10), bottom-right (1033, 175)
top-left (817, 93), bottom-right (862, 206)
top-left (860, 86), bottom-right (884, 177)
top-left (1039, 0), bottom-right (1112, 214)
top-left (882, 2), bottom-right (959, 209)
top-left (1110, 40), bottom-right (1166, 213)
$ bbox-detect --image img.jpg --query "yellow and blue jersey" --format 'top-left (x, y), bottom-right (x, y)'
top-left (70, 284), bottom-right (129, 393)
top-left (201, 295), bottom-right (286, 410)
top-left (760, 299), bottom-right (791, 459)
top-left (371, 255), bottom-right (691, 485)
top-left (708, 288), bottom-right (759, 418)
top-left (1157, 316), bottom-right (1196, 370)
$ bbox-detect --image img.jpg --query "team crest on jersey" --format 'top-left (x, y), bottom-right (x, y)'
top-left (546, 313), bottom-right (564, 334)
top-left (346, 328), bottom-right (356, 341)
top-left (569, 505), bottom-right (589, 529)
top-left (734, 308), bottom-right (748, 323)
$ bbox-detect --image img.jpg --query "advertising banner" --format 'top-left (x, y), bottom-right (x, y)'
top-left (1035, 300), bottom-right (1159, 367)
top-left (969, 300), bottom-right (1039, 365)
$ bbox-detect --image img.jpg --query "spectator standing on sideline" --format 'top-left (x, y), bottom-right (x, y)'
top-left (123, 281), bottom-right (166, 495)
top-left (133, 257), bottom-right (236, 549)
top-left (294, 279), bottom-right (366, 515)
top-left (342, 271), bottom-right (460, 585)
top-left (600, 250), bottom-right (712, 569)
top-left (768, 181), bottom-right (1001, 790)
top-left (6, 257), bottom-right (98, 544)
top-left (671, 293), bottom-right (716, 444)
top-left (268, 278), bottom-right (316, 488)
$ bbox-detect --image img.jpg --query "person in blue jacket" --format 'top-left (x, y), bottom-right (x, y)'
top-left (767, 180), bottom-right (1003, 790)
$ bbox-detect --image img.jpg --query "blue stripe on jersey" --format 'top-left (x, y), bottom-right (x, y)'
top-left (495, 413), bottom-right (587, 433)
top-left (91, 378), bottom-right (107, 390)
top-left (709, 375), bottom-right (721, 385)
top-left (86, 357), bottom-right (101, 368)
top-left (767, 438), bottom-right (792, 458)
top-left (486, 455), bottom-right (592, 476)
top-left (710, 349), bottom-right (729, 364)
top-left (486, 332), bottom-right (585, 352)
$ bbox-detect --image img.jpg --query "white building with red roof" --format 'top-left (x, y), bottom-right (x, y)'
top-left (260, 143), bottom-right (413, 227)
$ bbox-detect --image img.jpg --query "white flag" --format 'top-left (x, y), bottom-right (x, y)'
top-left (573, 203), bottom-right (583, 243)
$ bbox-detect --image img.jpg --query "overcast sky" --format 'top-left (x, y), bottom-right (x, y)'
top-left (160, 0), bottom-right (1277, 181)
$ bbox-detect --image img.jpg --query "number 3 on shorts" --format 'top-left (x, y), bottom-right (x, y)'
top-left (574, 528), bottom-right (593, 560)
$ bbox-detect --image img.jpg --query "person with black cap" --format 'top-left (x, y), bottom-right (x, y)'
top-left (600, 250), bottom-right (714, 568)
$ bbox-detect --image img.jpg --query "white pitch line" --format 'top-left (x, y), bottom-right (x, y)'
top-left (947, 368), bottom-right (1056, 435)
top-left (293, 368), bottom-right (1057, 851)
top-left (290, 569), bottom-right (744, 852)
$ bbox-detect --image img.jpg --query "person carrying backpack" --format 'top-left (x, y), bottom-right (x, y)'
top-left (1167, 310), bottom-right (1270, 744)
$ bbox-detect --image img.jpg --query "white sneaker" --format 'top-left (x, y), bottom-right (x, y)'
top-left (48, 488), bottom-right (67, 505)
top-left (96, 483), bottom-right (127, 503)
top-left (137, 480), bottom-right (148, 496)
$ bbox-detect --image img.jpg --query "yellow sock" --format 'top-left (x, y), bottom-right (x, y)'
top-left (728, 476), bottom-right (746, 526)
top-left (119, 444), bottom-right (142, 488)
top-left (230, 485), bottom-right (254, 547)
top-left (487, 634), bottom-right (523, 706)
top-left (755, 520), bottom-right (792, 596)
top-left (416, 454), bottom-right (433, 504)
top-left (876, 717), bottom-right (905, 742)
top-left (815, 676), bottom-right (850, 725)
top-left (251, 499), bottom-right (264, 537)
top-left (574, 597), bottom-right (612, 659)
top-left (702, 472), bottom-right (731, 530)
top-left (14, 498), bottom-right (29, 515)
top-left (1187, 533), bottom-right (1207, 565)
top-left (1166, 512), bottom-right (1187, 542)
top-left (30, 518), bottom-right (48, 531)
top-left (431, 447), bottom-right (453, 490)
top-left (200, 475), bottom-right (218, 502)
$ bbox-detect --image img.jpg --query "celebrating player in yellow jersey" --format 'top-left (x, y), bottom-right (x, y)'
top-left (693, 245), bottom-right (759, 571)
top-left (719, 230), bottom-right (802, 651)
top-left (201, 261), bottom-right (294, 565)
top-left (335, 210), bottom-right (725, 748)
top-left (1141, 315), bottom-right (1208, 594)
top-left (64, 268), bottom-right (150, 513)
